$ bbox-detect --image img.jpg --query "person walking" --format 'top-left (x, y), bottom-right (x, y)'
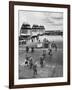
top-left (42, 50), bottom-right (46, 59)
top-left (48, 48), bottom-right (52, 56)
top-left (31, 47), bottom-right (34, 53)
top-left (24, 54), bottom-right (29, 66)
top-left (33, 64), bottom-right (37, 76)
top-left (40, 56), bottom-right (44, 68)
top-left (29, 56), bottom-right (33, 69)
top-left (26, 46), bottom-right (29, 53)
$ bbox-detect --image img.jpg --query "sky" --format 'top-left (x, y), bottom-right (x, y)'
top-left (18, 10), bottom-right (63, 32)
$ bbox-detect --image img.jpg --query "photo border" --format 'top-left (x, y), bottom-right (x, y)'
top-left (9, 1), bottom-right (70, 89)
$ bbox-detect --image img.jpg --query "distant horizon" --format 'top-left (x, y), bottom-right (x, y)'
top-left (20, 22), bottom-right (63, 32)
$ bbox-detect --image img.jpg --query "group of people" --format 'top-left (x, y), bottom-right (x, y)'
top-left (24, 55), bottom-right (37, 76)
top-left (24, 41), bottom-right (57, 76)
top-left (40, 49), bottom-right (52, 67)
top-left (24, 49), bottom-right (52, 76)
top-left (26, 46), bottom-right (34, 53)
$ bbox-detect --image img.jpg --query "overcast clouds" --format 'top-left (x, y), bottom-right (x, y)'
top-left (18, 10), bottom-right (63, 31)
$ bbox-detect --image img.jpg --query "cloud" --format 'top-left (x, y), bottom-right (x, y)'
top-left (19, 10), bottom-right (63, 31)
top-left (42, 18), bottom-right (54, 24)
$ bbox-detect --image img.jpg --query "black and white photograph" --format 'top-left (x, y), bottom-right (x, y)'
top-left (18, 10), bottom-right (63, 79)
top-left (9, 1), bottom-right (70, 88)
